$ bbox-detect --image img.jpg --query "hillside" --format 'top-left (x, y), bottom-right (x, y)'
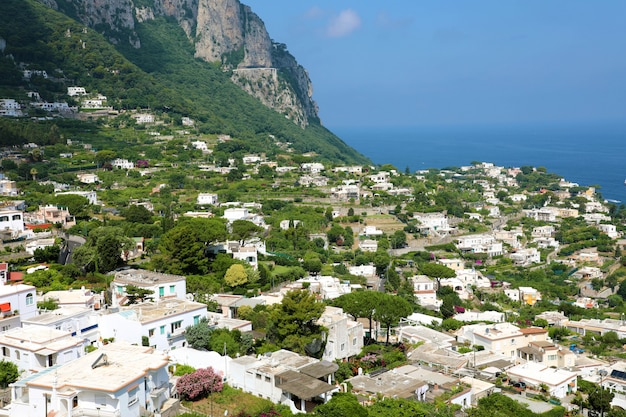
top-left (0, 0), bottom-right (369, 165)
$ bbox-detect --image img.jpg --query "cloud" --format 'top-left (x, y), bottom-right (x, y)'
top-left (304, 6), bottom-right (324, 20)
top-left (376, 11), bottom-right (413, 29)
top-left (326, 9), bottom-right (362, 38)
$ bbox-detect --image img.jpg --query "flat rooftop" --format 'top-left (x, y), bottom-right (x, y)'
top-left (118, 298), bottom-right (207, 324)
top-left (20, 343), bottom-right (169, 392)
top-left (113, 268), bottom-right (185, 285)
top-left (0, 326), bottom-right (83, 353)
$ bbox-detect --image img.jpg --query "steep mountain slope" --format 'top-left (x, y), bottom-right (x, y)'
top-left (0, 0), bottom-right (369, 164)
top-left (43, 0), bottom-right (319, 128)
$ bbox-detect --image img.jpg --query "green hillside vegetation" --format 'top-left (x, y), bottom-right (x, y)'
top-left (0, 0), bottom-right (369, 165)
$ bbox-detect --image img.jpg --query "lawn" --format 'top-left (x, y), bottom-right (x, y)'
top-left (181, 385), bottom-right (291, 417)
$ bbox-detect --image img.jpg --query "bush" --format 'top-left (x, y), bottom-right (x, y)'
top-left (176, 367), bottom-right (223, 401)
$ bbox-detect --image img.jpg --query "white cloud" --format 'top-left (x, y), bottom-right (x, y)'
top-left (304, 6), bottom-right (324, 20)
top-left (326, 9), bottom-right (362, 38)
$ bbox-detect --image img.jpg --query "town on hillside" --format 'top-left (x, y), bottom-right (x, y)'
top-left (0, 118), bottom-right (623, 417)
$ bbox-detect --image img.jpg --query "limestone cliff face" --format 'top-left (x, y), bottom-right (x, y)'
top-left (40, 0), bottom-right (319, 127)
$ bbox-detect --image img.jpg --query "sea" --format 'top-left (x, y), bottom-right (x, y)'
top-left (334, 121), bottom-right (626, 204)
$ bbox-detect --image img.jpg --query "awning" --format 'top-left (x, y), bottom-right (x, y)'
top-left (0, 303), bottom-right (11, 312)
top-left (275, 370), bottom-right (336, 400)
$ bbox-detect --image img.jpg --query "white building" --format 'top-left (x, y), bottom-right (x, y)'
top-left (98, 298), bottom-right (208, 352)
top-left (318, 306), bottom-right (363, 362)
top-left (0, 282), bottom-right (38, 320)
top-left (8, 343), bottom-right (174, 417)
top-left (197, 193), bottom-right (218, 205)
top-left (359, 239), bottom-right (378, 252)
top-left (76, 173), bottom-right (99, 184)
top-left (67, 86), bottom-right (87, 96)
top-left (506, 362), bottom-right (577, 398)
top-left (300, 162), bottom-right (325, 173)
top-left (509, 248), bottom-right (541, 267)
top-left (229, 349), bottom-right (338, 412)
top-left (111, 268), bottom-right (187, 307)
top-left (456, 323), bottom-right (547, 359)
top-left (455, 234), bottom-right (503, 257)
top-left (409, 275), bottom-right (440, 308)
top-left (111, 158), bottom-right (134, 169)
top-left (22, 305), bottom-right (100, 345)
top-left (0, 179), bottom-right (18, 196)
top-left (0, 210), bottom-right (25, 233)
top-left (0, 326), bottom-right (84, 376)
top-left (133, 113), bottom-right (155, 124)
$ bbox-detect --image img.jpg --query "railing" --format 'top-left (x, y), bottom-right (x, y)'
top-left (69, 407), bottom-right (121, 417)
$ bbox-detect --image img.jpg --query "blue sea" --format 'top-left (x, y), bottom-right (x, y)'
top-left (334, 122), bottom-right (626, 204)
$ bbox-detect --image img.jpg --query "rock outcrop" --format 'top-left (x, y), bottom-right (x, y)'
top-left (41, 0), bottom-right (319, 127)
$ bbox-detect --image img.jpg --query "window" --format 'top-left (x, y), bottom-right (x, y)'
top-left (159, 287), bottom-right (164, 297)
top-left (548, 355), bottom-right (557, 361)
top-left (160, 325), bottom-right (165, 335)
top-left (12, 215), bottom-right (20, 221)
top-left (169, 285), bottom-right (175, 294)
top-left (256, 374), bottom-right (262, 380)
top-left (194, 315), bottom-right (200, 325)
top-left (171, 321), bottom-right (182, 333)
top-left (128, 386), bottom-right (139, 406)
top-left (117, 285), bottom-right (124, 294)
top-left (25, 293), bottom-right (34, 305)
top-left (341, 343), bottom-right (345, 351)
top-left (14, 351), bottom-right (19, 360)
top-left (148, 328), bottom-right (155, 337)
top-left (352, 338), bottom-right (357, 346)
top-left (2, 347), bottom-right (8, 357)
top-left (0, 216), bottom-right (8, 222)
top-left (265, 376), bottom-right (270, 383)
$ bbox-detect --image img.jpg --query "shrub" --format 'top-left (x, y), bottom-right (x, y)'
top-left (176, 367), bottom-right (223, 401)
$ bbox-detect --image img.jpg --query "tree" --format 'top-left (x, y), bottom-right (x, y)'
top-left (224, 264), bottom-right (248, 287)
top-left (154, 224), bottom-right (208, 274)
top-left (313, 392), bottom-right (368, 417)
top-left (72, 226), bottom-right (133, 273)
top-left (267, 290), bottom-right (325, 355)
top-left (334, 291), bottom-right (383, 343)
top-left (390, 230), bottom-right (407, 249)
top-left (125, 285), bottom-right (154, 304)
top-left (588, 386), bottom-right (614, 416)
top-left (176, 367), bottom-right (223, 401)
top-left (0, 360), bottom-right (19, 388)
top-left (418, 263), bottom-right (456, 279)
top-left (375, 293), bottom-right (413, 344)
top-left (185, 317), bottom-right (212, 350)
top-left (230, 220), bottom-right (263, 244)
top-left (303, 252), bottom-right (323, 275)
top-left (52, 194), bottom-right (91, 219)
top-left (123, 205), bottom-right (153, 223)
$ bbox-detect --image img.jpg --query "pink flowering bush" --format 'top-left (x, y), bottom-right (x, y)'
top-left (176, 367), bottom-right (223, 401)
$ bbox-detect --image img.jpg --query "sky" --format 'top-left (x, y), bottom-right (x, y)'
top-left (242, 1), bottom-right (626, 129)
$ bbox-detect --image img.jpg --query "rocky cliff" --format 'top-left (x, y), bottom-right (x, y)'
top-left (40, 0), bottom-right (319, 127)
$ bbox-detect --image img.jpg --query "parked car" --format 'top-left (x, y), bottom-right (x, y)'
top-left (512, 381), bottom-right (527, 390)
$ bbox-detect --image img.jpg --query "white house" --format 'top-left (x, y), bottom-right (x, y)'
top-left (197, 193), bottom-right (218, 205)
top-left (133, 113), bottom-right (155, 124)
top-left (99, 298), bottom-right (208, 352)
top-left (0, 282), bottom-right (38, 320)
top-left (409, 275), bottom-right (440, 308)
top-left (0, 326), bottom-right (84, 376)
top-left (359, 239), bottom-right (378, 252)
top-left (318, 306), bottom-right (363, 362)
top-left (456, 323), bottom-right (547, 359)
top-left (455, 234), bottom-right (503, 257)
top-left (76, 172), bottom-right (99, 184)
top-left (8, 343), bottom-right (174, 417)
top-left (111, 158), bottom-right (134, 169)
top-left (506, 362), bottom-right (577, 398)
top-left (0, 210), bottom-right (25, 233)
top-left (0, 179), bottom-right (18, 196)
top-left (229, 349), bottom-right (338, 412)
top-left (111, 268), bottom-right (187, 307)
top-left (67, 86), bottom-right (87, 96)
top-left (300, 162), bottom-right (325, 173)
top-left (509, 248), bottom-right (541, 267)
top-left (22, 305), bottom-right (100, 345)
top-left (41, 287), bottom-right (98, 309)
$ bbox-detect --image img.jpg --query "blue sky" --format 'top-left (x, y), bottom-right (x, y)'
top-left (243, 1), bottom-right (626, 128)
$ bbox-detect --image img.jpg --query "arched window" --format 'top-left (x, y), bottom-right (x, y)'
top-left (1, 347), bottom-right (8, 357)
top-left (11, 215), bottom-right (20, 221)
top-left (26, 293), bottom-right (34, 306)
top-left (14, 350), bottom-right (19, 360)
top-left (0, 216), bottom-right (8, 222)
